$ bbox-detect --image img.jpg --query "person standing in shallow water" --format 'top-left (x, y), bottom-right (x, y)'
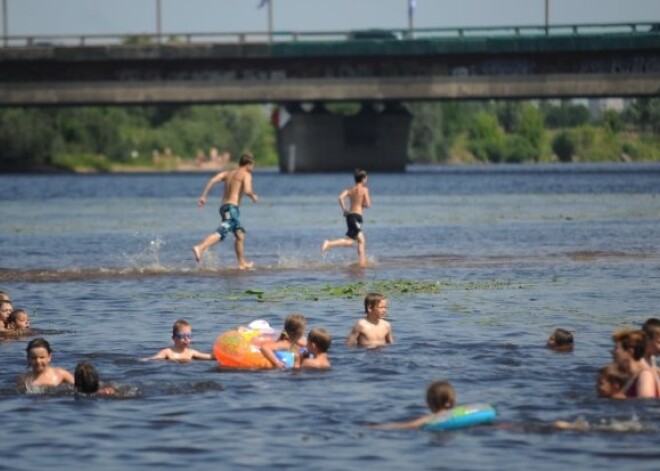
top-left (321, 168), bottom-right (371, 267)
top-left (192, 153), bottom-right (259, 269)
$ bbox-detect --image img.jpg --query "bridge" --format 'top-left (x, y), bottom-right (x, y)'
top-left (1, 23), bottom-right (659, 171)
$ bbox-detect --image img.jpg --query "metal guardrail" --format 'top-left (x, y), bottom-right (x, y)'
top-left (1, 22), bottom-right (658, 48)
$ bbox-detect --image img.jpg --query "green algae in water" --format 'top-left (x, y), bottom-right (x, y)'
top-left (166, 278), bottom-right (527, 304)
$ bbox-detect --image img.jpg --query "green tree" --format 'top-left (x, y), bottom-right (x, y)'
top-left (601, 109), bottom-right (623, 135)
top-left (505, 135), bottom-right (537, 163)
top-left (552, 131), bottom-right (577, 162)
top-left (541, 100), bottom-right (590, 128)
top-left (0, 108), bottom-right (56, 168)
top-left (468, 112), bottom-right (505, 162)
top-left (513, 103), bottom-right (544, 160)
top-left (407, 102), bottom-right (445, 163)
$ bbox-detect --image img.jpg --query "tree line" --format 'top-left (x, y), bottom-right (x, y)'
top-left (0, 99), bottom-right (659, 171)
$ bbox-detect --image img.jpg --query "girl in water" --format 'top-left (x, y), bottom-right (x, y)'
top-left (17, 338), bottom-right (74, 392)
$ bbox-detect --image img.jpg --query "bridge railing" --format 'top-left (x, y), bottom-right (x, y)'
top-left (1, 22), bottom-right (658, 48)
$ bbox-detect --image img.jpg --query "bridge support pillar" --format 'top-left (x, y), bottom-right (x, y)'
top-left (274, 102), bottom-right (411, 173)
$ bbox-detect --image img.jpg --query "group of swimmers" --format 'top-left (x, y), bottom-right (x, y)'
top-left (1, 289), bottom-right (393, 396)
top-left (546, 321), bottom-right (660, 401)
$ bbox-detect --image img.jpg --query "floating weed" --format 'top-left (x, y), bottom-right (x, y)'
top-left (165, 278), bottom-right (527, 304)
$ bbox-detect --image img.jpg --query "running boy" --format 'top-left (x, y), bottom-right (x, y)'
top-left (321, 168), bottom-right (371, 267)
top-left (346, 292), bottom-right (393, 348)
top-left (147, 319), bottom-right (213, 361)
top-left (193, 153), bottom-right (259, 269)
top-left (296, 328), bottom-right (332, 370)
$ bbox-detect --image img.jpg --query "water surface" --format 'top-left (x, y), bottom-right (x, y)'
top-left (1, 163), bottom-right (659, 471)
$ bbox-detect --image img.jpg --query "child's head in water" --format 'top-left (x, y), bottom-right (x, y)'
top-left (642, 318), bottom-right (660, 357)
top-left (75, 362), bottom-right (117, 395)
top-left (171, 319), bottom-right (193, 348)
top-left (547, 328), bottom-right (574, 352)
top-left (307, 328), bottom-right (332, 355)
top-left (75, 362), bottom-right (101, 393)
top-left (26, 337), bottom-right (52, 372)
top-left (426, 380), bottom-right (456, 413)
top-left (596, 363), bottom-right (628, 399)
top-left (6, 309), bottom-right (30, 331)
top-left (279, 314), bottom-right (307, 344)
top-left (364, 292), bottom-right (385, 312)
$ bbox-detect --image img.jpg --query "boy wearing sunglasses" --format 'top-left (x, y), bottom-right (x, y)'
top-left (147, 319), bottom-right (213, 361)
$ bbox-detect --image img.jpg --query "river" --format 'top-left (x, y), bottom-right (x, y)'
top-left (0, 163), bottom-right (659, 471)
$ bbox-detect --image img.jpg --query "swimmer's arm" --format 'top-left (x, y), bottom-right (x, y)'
top-left (98, 385), bottom-right (117, 396)
top-left (190, 350), bottom-right (213, 361)
top-left (553, 420), bottom-right (591, 431)
top-left (386, 324), bottom-right (394, 344)
top-left (16, 374), bottom-right (28, 392)
top-left (260, 344), bottom-right (287, 369)
top-left (362, 187), bottom-right (371, 209)
top-left (145, 348), bottom-right (172, 361)
top-left (198, 171), bottom-right (228, 207)
top-left (338, 189), bottom-right (349, 214)
top-left (345, 322), bottom-right (363, 347)
top-left (243, 173), bottom-right (258, 203)
top-left (301, 357), bottom-right (330, 370)
top-left (369, 415), bottom-right (430, 430)
top-left (57, 368), bottom-right (74, 385)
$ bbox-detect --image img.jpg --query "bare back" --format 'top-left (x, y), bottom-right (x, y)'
top-left (345, 183), bottom-right (370, 215)
top-left (222, 167), bottom-right (253, 206)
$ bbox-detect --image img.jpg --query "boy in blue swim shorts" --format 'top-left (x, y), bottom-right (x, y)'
top-left (193, 154), bottom-right (259, 269)
top-left (321, 169), bottom-right (371, 267)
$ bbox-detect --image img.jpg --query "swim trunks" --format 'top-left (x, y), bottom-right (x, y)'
top-left (345, 213), bottom-right (363, 240)
top-left (215, 204), bottom-right (245, 240)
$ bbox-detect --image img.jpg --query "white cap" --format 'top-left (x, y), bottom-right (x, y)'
top-left (248, 319), bottom-right (276, 335)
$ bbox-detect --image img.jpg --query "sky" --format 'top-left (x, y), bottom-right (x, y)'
top-left (2, 0), bottom-right (659, 38)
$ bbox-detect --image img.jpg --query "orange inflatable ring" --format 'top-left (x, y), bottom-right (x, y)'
top-left (214, 329), bottom-right (293, 369)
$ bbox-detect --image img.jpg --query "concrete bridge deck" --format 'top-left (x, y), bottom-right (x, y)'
top-left (0, 22), bottom-right (659, 106)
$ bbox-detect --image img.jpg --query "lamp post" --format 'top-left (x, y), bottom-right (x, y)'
top-left (2, 0), bottom-right (8, 47)
top-left (408, 0), bottom-right (416, 39)
top-left (267, 0), bottom-right (273, 44)
top-left (156, 0), bottom-right (162, 43)
top-left (544, 0), bottom-right (549, 35)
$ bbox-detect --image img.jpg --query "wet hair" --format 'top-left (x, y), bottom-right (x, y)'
top-left (239, 153), bottom-right (255, 167)
top-left (281, 313), bottom-right (306, 342)
top-left (426, 380), bottom-right (456, 413)
top-left (612, 329), bottom-right (647, 360)
top-left (642, 318), bottom-right (660, 339)
top-left (75, 362), bottom-right (100, 394)
top-left (172, 319), bottom-right (191, 337)
top-left (598, 363), bottom-right (628, 390)
top-left (0, 290), bottom-right (10, 302)
top-left (308, 328), bottom-right (332, 353)
top-left (26, 337), bottom-right (51, 355)
top-left (364, 292), bottom-right (386, 314)
top-left (6, 309), bottom-right (28, 329)
top-left (354, 168), bottom-right (368, 183)
top-left (547, 328), bottom-right (574, 351)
